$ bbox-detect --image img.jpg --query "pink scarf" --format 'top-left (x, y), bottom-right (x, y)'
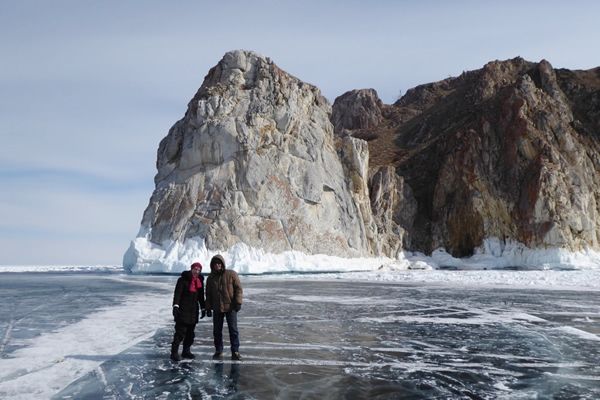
top-left (189, 276), bottom-right (202, 293)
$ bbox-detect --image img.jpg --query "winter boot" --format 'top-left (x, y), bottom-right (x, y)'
top-left (170, 343), bottom-right (181, 362)
top-left (182, 347), bottom-right (195, 359)
top-left (212, 351), bottom-right (223, 360)
top-left (231, 352), bottom-right (242, 361)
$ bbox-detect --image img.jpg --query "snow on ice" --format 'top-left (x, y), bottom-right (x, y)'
top-left (123, 236), bottom-right (600, 274)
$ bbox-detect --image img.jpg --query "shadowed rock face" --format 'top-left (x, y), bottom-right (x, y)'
top-left (138, 50), bottom-right (379, 257)
top-left (333, 58), bottom-right (600, 257)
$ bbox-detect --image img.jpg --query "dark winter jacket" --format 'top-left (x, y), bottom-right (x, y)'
top-left (205, 254), bottom-right (243, 313)
top-left (172, 270), bottom-right (206, 325)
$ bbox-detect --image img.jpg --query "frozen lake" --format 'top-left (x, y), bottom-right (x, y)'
top-left (0, 272), bottom-right (599, 399)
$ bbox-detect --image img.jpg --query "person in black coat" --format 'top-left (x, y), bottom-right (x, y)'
top-left (171, 262), bottom-right (206, 361)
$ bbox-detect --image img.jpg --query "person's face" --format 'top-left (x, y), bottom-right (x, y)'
top-left (214, 261), bottom-right (223, 272)
top-left (192, 267), bottom-right (201, 277)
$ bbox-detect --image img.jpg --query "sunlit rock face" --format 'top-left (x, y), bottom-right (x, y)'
top-left (127, 51), bottom-right (600, 270)
top-left (135, 50), bottom-right (380, 258)
top-left (333, 59), bottom-right (600, 257)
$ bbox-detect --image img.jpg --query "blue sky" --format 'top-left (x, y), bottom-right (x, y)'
top-left (1, 0), bottom-right (599, 265)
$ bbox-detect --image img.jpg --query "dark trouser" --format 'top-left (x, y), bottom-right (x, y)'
top-left (172, 321), bottom-right (196, 348)
top-left (213, 310), bottom-right (239, 353)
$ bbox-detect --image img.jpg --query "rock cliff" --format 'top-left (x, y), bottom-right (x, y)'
top-left (333, 58), bottom-right (600, 257)
top-left (125, 51), bottom-right (600, 270)
top-left (129, 50), bottom-right (379, 266)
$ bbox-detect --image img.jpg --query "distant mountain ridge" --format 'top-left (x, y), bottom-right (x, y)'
top-left (124, 50), bottom-right (600, 270)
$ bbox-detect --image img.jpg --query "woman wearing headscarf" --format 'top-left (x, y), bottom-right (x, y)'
top-left (170, 262), bottom-right (206, 361)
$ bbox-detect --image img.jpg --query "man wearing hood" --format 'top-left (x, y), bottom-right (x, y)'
top-left (205, 254), bottom-right (243, 361)
top-left (171, 262), bottom-right (206, 361)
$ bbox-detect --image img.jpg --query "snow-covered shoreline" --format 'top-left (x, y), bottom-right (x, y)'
top-left (4, 237), bottom-right (600, 291)
top-left (3, 267), bottom-right (600, 293)
top-left (267, 269), bottom-right (600, 291)
top-left (122, 236), bottom-right (600, 274)
top-left (122, 237), bottom-right (392, 274)
top-left (0, 264), bottom-right (124, 273)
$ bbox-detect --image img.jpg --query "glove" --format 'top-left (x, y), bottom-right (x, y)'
top-left (233, 303), bottom-right (241, 312)
top-left (206, 310), bottom-right (212, 317)
top-left (172, 306), bottom-right (180, 320)
top-left (200, 309), bottom-right (206, 319)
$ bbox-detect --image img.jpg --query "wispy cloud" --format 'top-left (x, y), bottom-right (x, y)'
top-left (1, 0), bottom-right (599, 265)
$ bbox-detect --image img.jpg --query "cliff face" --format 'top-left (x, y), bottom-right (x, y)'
top-left (333, 58), bottom-right (600, 257)
top-left (137, 50), bottom-right (379, 258)
top-left (127, 51), bottom-right (600, 270)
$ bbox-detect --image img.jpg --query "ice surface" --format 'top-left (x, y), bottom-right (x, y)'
top-left (123, 236), bottom-right (600, 274)
top-left (554, 326), bottom-right (600, 342)
top-left (0, 275), bottom-right (172, 399)
top-left (3, 264), bottom-right (600, 292)
top-left (1, 273), bottom-right (599, 399)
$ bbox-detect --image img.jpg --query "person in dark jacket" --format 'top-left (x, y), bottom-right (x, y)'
top-left (205, 254), bottom-right (243, 361)
top-left (171, 262), bottom-right (206, 361)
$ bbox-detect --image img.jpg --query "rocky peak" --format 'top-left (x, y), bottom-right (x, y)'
top-left (125, 53), bottom-right (600, 271)
top-left (178, 50), bottom-right (327, 135)
top-left (353, 58), bottom-right (599, 256)
top-left (330, 57), bottom-right (599, 259)
top-left (556, 66), bottom-right (600, 144)
top-left (127, 50), bottom-right (381, 270)
top-left (331, 89), bottom-right (384, 135)
top-left (394, 77), bottom-right (458, 111)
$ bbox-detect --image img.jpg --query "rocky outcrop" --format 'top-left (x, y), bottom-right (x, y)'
top-left (368, 165), bottom-right (417, 254)
top-left (331, 89), bottom-right (384, 137)
top-left (131, 50), bottom-right (380, 264)
top-left (333, 58), bottom-right (600, 257)
top-left (126, 51), bottom-right (600, 270)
